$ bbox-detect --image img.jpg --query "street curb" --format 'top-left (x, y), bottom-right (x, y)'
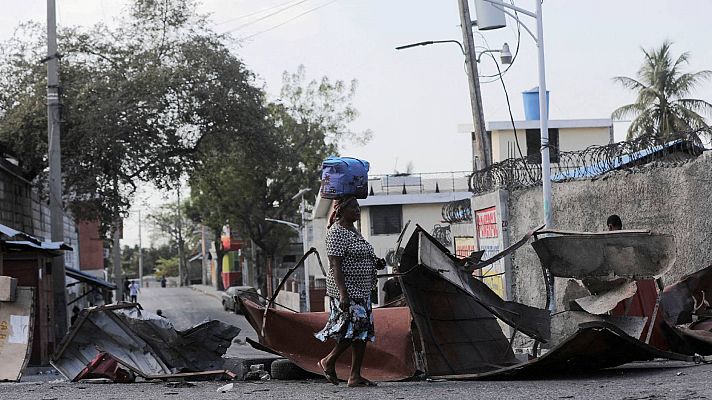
top-left (189, 285), bottom-right (222, 300)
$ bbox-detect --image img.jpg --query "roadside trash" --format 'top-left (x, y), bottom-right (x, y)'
top-left (217, 383), bottom-right (234, 393)
top-left (245, 364), bottom-right (270, 381)
top-left (52, 304), bottom-right (240, 383)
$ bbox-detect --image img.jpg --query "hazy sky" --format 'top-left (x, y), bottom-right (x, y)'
top-left (2, 0), bottom-right (712, 245)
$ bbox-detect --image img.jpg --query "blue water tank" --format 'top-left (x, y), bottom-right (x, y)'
top-left (522, 87), bottom-right (550, 120)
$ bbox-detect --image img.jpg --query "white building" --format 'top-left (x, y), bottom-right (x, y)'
top-left (459, 118), bottom-right (614, 167)
top-left (309, 172), bottom-right (472, 305)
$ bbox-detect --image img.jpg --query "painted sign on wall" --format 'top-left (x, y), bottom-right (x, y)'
top-left (454, 237), bottom-right (476, 258)
top-left (475, 206), bottom-right (505, 298)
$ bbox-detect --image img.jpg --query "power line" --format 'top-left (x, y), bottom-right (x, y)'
top-left (221, 0), bottom-right (314, 34)
top-left (214, 0), bottom-right (305, 26)
top-left (242, 0), bottom-right (340, 40)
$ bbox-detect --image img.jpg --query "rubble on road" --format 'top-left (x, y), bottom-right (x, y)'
top-left (51, 303), bottom-right (239, 383)
top-left (240, 225), bottom-right (712, 382)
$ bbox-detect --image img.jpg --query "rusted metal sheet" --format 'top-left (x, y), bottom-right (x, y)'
top-left (434, 321), bottom-right (696, 380)
top-left (52, 304), bottom-right (239, 381)
top-left (532, 231), bottom-right (675, 279)
top-left (397, 227), bottom-right (549, 376)
top-left (404, 226), bottom-right (550, 341)
top-left (239, 298), bottom-right (416, 382)
top-left (662, 264), bottom-right (712, 325)
top-left (663, 325), bottom-right (712, 356)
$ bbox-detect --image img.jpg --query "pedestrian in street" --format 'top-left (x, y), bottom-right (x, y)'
top-left (382, 278), bottom-right (403, 304)
top-left (129, 280), bottom-right (140, 303)
top-left (160, 276), bottom-right (167, 288)
top-left (123, 277), bottom-right (130, 301)
top-left (70, 306), bottom-right (80, 326)
top-left (315, 196), bottom-right (386, 387)
top-left (607, 214), bottom-right (623, 231)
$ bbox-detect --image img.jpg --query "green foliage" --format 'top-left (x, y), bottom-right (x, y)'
top-left (189, 65), bottom-right (370, 259)
top-left (612, 41), bottom-right (712, 139)
top-left (154, 256), bottom-right (179, 278)
top-left (0, 0), bottom-right (263, 234)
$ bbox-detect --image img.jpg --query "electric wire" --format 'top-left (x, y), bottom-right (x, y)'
top-left (214, 0), bottom-right (306, 26)
top-left (477, 0), bottom-right (521, 80)
top-left (221, 0), bottom-right (313, 34)
top-left (242, 0), bottom-right (339, 41)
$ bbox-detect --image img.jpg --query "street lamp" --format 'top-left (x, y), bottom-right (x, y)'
top-left (264, 187), bottom-right (313, 312)
top-left (476, 42), bottom-right (512, 64)
top-left (292, 188), bottom-right (312, 311)
top-left (475, 0), bottom-right (554, 311)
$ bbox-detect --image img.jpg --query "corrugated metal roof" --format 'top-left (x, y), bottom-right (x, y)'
top-left (65, 266), bottom-right (116, 290)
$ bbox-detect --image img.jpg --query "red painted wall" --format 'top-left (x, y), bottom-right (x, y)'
top-left (78, 220), bottom-right (104, 271)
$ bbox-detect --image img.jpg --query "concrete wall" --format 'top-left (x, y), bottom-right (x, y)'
top-left (492, 126), bottom-right (611, 163)
top-left (506, 152), bottom-right (712, 310)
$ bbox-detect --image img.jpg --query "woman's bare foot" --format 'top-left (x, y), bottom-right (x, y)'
top-left (318, 357), bottom-right (339, 385)
top-left (347, 376), bottom-right (377, 387)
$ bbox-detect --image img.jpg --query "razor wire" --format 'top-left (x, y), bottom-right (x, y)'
top-left (470, 129), bottom-right (708, 195)
top-left (442, 198), bottom-right (473, 224)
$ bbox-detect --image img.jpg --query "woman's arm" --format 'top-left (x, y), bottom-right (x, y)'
top-left (328, 255), bottom-right (350, 310)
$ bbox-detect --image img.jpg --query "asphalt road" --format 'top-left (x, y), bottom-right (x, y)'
top-left (3, 287), bottom-right (712, 399)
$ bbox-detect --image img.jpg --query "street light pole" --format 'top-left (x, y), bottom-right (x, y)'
top-left (299, 194), bottom-right (311, 311)
top-left (478, 0), bottom-right (554, 311)
top-left (535, 0), bottom-right (553, 230)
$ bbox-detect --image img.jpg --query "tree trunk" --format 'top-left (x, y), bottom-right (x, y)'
top-left (213, 232), bottom-right (225, 291)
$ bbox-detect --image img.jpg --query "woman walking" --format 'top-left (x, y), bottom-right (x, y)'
top-left (315, 196), bottom-right (385, 387)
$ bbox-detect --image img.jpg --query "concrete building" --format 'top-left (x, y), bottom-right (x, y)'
top-left (309, 172), bottom-right (472, 305)
top-left (459, 118), bottom-right (614, 167)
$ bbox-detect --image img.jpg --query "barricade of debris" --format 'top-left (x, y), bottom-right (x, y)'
top-left (51, 303), bottom-right (240, 383)
top-left (239, 225), bottom-right (712, 382)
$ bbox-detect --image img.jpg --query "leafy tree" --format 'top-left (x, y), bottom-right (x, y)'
top-left (0, 0), bottom-right (263, 235)
top-left (148, 200), bottom-right (200, 286)
top-left (154, 256), bottom-right (180, 278)
top-left (189, 66), bottom-right (371, 291)
top-left (612, 41), bottom-right (712, 139)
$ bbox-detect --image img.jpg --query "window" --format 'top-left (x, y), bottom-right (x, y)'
top-left (526, 128), bottom-right (559, 164)
top-left (370, 205), bottom-right (402, 235)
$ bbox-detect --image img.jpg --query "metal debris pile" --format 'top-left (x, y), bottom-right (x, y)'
top-left (51, 304), bottom-right (240, 382)
top-left (240, 225), bottom-right (712, 382)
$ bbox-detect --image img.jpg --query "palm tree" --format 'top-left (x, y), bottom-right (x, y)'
top-left (612, 40), bottom-right (712, 139)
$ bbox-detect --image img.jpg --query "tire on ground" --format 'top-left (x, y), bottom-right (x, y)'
top-left (269, 358), bottom-right (315, 380)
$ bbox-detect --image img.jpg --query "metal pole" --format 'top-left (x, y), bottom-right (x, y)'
top-left (301, 196), bottom-right (311, 311)
top-left (47, 0), bottom-right (68, 339)
top-left (176, 186), bottom-right (184, 287)
top-left (535, 1), bottom-right (555, 312)
top-left (112, 219), bottom-right (122, 301)
top-left (201, 224), bottom-right (208, 285)
top-left (458, 0), bottom-right (491, 170)
top-left (138, 210), bottom-right (143, 287)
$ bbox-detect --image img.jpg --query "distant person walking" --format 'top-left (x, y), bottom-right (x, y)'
top-left (315, 196), bottom-right (386, 387)
top-left (129, 280), bottom-right (140, 303)
top-left (607, 215), bottom-right (623, 231)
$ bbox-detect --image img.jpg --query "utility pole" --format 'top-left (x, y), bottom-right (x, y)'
top-left (458, 0), bottom-right (492, 169)
top-left (113, 219), bottom-right (123, 301)
top-left (201, 224), bottom-right (208, 285)
top-left (176, 186), bottom-right (185, 287)
top-left (46, 0), bottom-right (68, 340)
top-left (138, 210), bottom-right (144, 287)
